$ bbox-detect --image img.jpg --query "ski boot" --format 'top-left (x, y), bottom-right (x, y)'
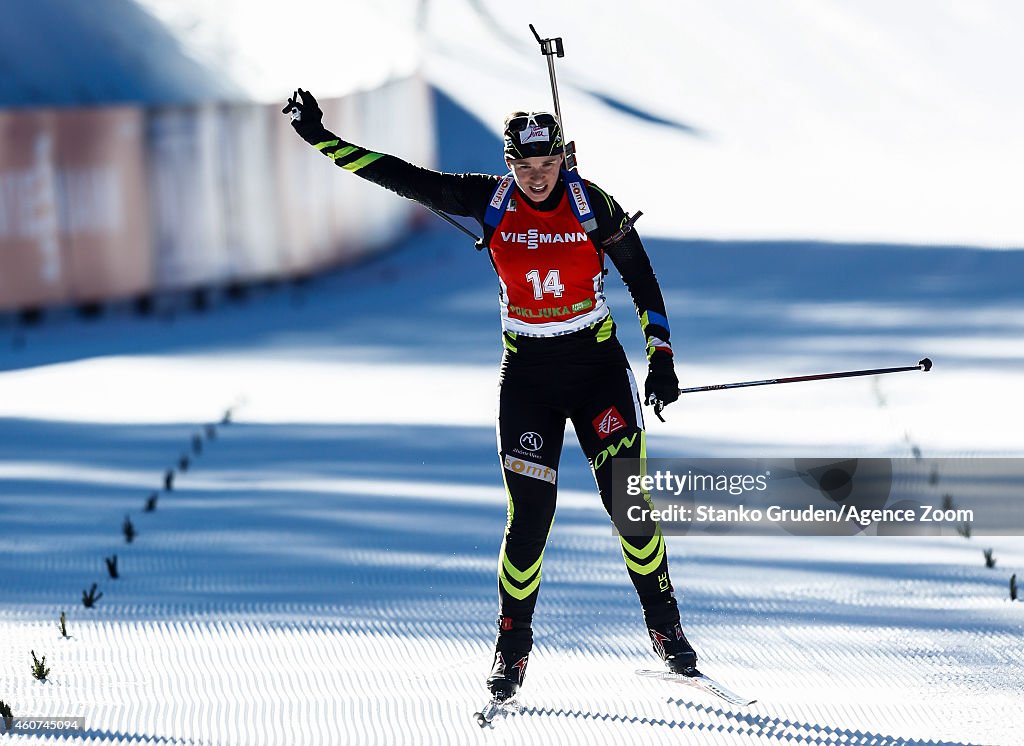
top-left (485, 616), bottom-right (532, 700)
top-left (648, 620), bottom-right (698, 674)
top-left (475, 649), bottom-right (529, 727)
top-left (486, 649), bottom-right (529, 701)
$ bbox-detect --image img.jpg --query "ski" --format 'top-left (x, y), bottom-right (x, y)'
top-left (636, 668), bottom-right (757, 707)
top-left (473, 697), bottom-right (523, 728)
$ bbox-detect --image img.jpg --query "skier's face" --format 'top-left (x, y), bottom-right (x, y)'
top-left (507, 154), bottom-right (563, 204)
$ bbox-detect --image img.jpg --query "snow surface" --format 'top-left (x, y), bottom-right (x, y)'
top-left (3, 1), bottom-right (1024, 744)
top-left (3, 214), bottom-right (1023, 745)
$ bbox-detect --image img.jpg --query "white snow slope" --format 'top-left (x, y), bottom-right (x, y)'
top-left (2, 1), bottom-right (1024, 745)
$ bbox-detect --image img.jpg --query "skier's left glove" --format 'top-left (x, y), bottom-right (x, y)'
top-left (282, 88), bottom-right (326, 144)
top-left (644, 350), bottom-right (679, 415)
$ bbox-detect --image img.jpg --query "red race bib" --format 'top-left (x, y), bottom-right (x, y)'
top-left (489, 191), bottom-right (607, 337)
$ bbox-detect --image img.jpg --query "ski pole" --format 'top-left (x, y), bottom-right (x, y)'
top-left (424, 205), bottom-right (481, 243)
top-left (680, 358), bottom-right (933, 394)
top-left (529, 24), bottom-right (577, 171)
top-left (650, 358), bottom-right (932, 421)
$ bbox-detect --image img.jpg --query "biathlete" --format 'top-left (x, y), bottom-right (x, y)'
top-left (284, 89), bottom-right (698, 701)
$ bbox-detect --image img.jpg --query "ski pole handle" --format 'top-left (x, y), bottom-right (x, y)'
top-left (648, 394), bottom-right (667, 422)
top-left (529, 24), bottom-right (564, 57)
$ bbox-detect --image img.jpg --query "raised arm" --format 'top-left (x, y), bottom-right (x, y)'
top-left (284, 88), bottom-right (494, 223)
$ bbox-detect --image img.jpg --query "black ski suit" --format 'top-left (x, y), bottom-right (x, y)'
top-left (292, 122), bottom-right (683, 653)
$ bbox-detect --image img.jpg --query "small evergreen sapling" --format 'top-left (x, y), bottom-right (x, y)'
top-left (82, 583), bottom-right (103, 608)
top-left (983, 549), bottom-right (995, 569)
top-left (57, 610), bottom-right (69, 638)
top-left (943, 495), bottom-right (972, 538)
top-left (1, 699), bottom-right (13, 731)
top-left (30, 651), bottom-right (49, 681)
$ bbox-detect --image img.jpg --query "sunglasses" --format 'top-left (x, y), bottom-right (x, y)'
top-left (506, 112), bottom-right (558, 133)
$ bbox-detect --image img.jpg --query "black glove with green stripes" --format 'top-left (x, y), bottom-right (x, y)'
top-left (282, 88), bottom-right (324, 143)
top-left (645, 350), bottom-right (680, 410)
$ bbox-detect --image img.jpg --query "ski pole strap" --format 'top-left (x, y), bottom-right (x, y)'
top-left (650, 395), bottom-right (667, 423)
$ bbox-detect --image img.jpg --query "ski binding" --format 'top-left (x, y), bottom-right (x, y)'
top-left (473, 696), bottom-right (522, 727)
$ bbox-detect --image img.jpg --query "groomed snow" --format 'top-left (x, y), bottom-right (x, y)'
top-left (3, 227), bottom-right (1023, 744)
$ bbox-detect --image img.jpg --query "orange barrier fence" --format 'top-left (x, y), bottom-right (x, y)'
top-left (0, 74), bottom-right (435, 311)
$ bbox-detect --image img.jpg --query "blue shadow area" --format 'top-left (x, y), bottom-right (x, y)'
top-left (583, 88), bottom-right (705, 137)
top-left (0, 0), bottom-right (241, 106)
top-left (653, 238), bottom-right (1024, 304)
top-left (638, 238), bottom-right (1024, 371)
top-left (433, 85), bottom-right (503, 173)
top-left (5, 232), bottom-right (1023, 374)
top-left (2, 417), bottom-right (1017, 642)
